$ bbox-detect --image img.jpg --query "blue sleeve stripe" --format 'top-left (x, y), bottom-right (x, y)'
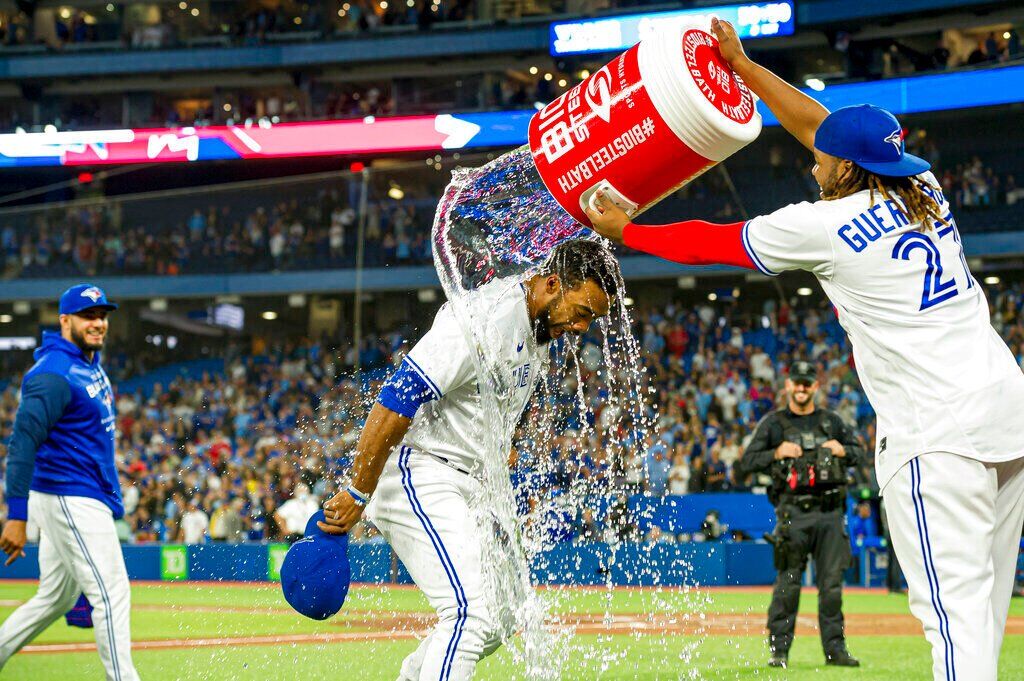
top-left (741, 220), bottom-right (779, 277)
top-left (404, 356), bottom-right (442, 399)
top-left (377, 388), bottom-right (420, 418)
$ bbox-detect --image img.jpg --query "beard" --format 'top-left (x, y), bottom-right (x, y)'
top-left (70, 325), bottom-right (104, 353)
top-left (533, 299), bottom-right (555, 344)
top-left (819, 162), bottom-right (847, 200)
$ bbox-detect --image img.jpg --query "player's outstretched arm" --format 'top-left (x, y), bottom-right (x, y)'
top-left (319, 402), bottom-right (412, 535)
top-left (711, 17), bottom-right (828, 152)
top-left (585, 192), bottom-right (756, 269)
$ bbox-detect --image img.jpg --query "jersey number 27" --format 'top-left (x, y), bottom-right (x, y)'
top-left (891, 219), bottom-right (973, 311)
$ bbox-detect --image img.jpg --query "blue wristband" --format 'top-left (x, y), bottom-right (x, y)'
top-left (346, 485), bottom-right (369, 506)
top-left (7, 496), bottom-right (28, 521)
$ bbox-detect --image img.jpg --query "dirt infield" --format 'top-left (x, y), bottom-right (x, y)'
top-left (25, 608), bottom-right (1024, 655)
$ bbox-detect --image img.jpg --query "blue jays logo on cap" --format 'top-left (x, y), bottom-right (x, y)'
top-left (883, 129), bottom-right (902, 153)
top-left (59, 283), bottom-right (118, 316)
top-left (81, 287), bottom-right (103, 302)
top-left (813, 104), bottom-right (930, 178)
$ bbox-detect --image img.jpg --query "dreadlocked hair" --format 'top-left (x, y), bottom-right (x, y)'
top-left (823, 163), bottom-right (947, 230)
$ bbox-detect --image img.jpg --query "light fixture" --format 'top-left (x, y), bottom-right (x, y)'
top-left (338, 9), bottom-right (345, 16)
top-left (1004, 31), bottom-right (1012, 40)
top-left (44, 124), bottom-right (57, 134)
top-left (579, 69), bottom-right (590, 79)
top-left (294, 16), bottom-right (302, 24)
top-left (261, 311), bottom-right (278, 320)
top-left (288, 294), bottom-right (307, 307)
top-left (387, 184), bottom-right (405, 200)
top-left (60, 8), bottom-right (71, 19)
top-left (805, 78), bottom-right (825, 92)
top-left (343, 2), bottom-right (351, 8)
top-left (558, 79), bottom-right (567, 87)
top-left (380, 1), bottom-right (388, 8)
top-left (797, 287), bottom-right (813, 296)
top-left (363, 115), bottom-right (376, 124)
top-left (191, 7), bottom-right (199, 16)
top-left (984, 275), bottom-right (1000, 285)
top-left (223, 103), bottom-right (232, 112)
top-left (544, 73), bottom-right (553, 82)
top-left (13, 301), bottom-right (30, 315)
top-left (732, 287), bottom-right (741, 298)
top-left (106, 3), bottom-right (115, 10)
top-left (529, 66), bottom-right (538, 75)
top-left (178, 1), bottom-right (186, 8)
top-left (708, 292), bottom-right (717, 301)
top-left (0, 314), bottom-right (12, 323)
top-left (623, 297), bottom-right (634, 307)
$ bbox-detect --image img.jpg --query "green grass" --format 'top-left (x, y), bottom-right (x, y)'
top-left (2, 582), bottom-right (1023, 679)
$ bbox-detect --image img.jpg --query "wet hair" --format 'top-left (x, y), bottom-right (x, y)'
top-left (824, 162), bottom-right (946, 229)
top-left (542, 239), bottom-right (622, 300)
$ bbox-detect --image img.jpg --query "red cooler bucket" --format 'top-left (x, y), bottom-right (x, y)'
top-left (528, 23), bottom-right (762, 225)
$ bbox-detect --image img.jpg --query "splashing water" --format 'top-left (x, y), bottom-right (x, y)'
top-left (431, 145), bottom-right (690, 678)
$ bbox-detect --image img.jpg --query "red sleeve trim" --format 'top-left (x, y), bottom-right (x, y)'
top-left (622, 219), bottom-right (757, 270)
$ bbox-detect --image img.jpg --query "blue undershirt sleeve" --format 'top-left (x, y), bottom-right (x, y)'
top-left (376, 359), bottom-right (440, 419)
top-left (5, 372), bottom-right (71, 521)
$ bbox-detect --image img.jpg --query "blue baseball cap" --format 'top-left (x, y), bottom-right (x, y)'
top-left (814, 104), bottom-right (930, 177)
top-left (280, 510), bottom-right (351, 620)
top-left (59, 284), bottom-right (118, 315)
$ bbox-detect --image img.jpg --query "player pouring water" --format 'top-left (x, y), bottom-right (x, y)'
top-left (586, 17), bottom-right (1024, 681)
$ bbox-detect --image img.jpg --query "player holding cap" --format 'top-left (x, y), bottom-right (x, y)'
top-left (587, 18), bottom-right (1024, 681)
top-left (317, 239), bottom-right (620, 680)
top-left (0, 284), bottom-right (139, 680)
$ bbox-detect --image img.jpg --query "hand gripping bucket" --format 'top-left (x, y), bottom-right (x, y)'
top-left (528, 22), bottom-right (762, 225)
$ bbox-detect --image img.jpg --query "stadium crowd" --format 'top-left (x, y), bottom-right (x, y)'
top-left (5, 143), bottom-right (1020, 280)
top-left (1, 283), bottom-right (1020, 546)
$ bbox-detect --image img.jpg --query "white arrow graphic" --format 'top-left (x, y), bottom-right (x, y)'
top-left (435, 114), bottom-right (481, 150)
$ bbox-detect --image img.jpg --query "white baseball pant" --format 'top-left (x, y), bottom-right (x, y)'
top-left (0, 492), bottom-right (139, 680)
top-left (883, 452), bottom-right (1024, 681)
top-left (367, 447), bottom-right (503, 681)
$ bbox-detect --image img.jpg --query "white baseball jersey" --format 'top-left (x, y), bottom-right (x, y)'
top-left (401, 277), bottom-right (548, 473)
top-left (742, 172), bottom-right (1024, 488)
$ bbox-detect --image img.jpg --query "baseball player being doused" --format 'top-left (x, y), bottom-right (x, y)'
top-left (316, 239), bottom-right (620, 680)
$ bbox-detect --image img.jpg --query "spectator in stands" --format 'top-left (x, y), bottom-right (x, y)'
top-left (667, 451), bottom-right (690, 495)
top-left (275, 483), bottom-right (318, 543)
top-left (848, 501), bottom-right (878, 555)
top-left (643, 435), bottom-right (671, 496)
top-left (179, 499), bottom-right (209, 544)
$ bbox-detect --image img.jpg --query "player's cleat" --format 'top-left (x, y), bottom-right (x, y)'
top-left (768, 652), bottom-right (788, 668)
top-left (825, 647), bottom-right (861, 667)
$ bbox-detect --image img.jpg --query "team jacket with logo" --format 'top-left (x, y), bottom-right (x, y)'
top-left (5, 332), bottom-right (122, 520)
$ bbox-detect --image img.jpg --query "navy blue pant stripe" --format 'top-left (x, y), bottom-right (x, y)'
top-left (59, 497), bottom-right (122, 681)
top-left (911, 459), bottom-right (955, 680)
top-left (399, 446), bottom-right (468, 681)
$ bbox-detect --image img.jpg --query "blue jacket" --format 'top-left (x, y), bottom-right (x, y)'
top-left (4, 332), bottom-right (123, 520)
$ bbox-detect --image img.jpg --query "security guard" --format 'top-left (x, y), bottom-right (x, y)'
top-left (735, 360), bottom-right (863, 669)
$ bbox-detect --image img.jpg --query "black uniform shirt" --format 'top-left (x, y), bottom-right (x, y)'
top-left (736, 407), bottom-right (864, 499)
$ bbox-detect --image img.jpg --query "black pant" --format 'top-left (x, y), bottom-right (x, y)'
top-left (767, 507), bottom-right (851, 655)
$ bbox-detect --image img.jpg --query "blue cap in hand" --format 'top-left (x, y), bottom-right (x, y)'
top-left (280, 510), bottom-right (351, 620)
top-left (814, 104), bottom-right (930, 178)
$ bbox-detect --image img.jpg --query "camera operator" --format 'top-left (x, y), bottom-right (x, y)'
top-left (735, 361), bottom-right (863, 669)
